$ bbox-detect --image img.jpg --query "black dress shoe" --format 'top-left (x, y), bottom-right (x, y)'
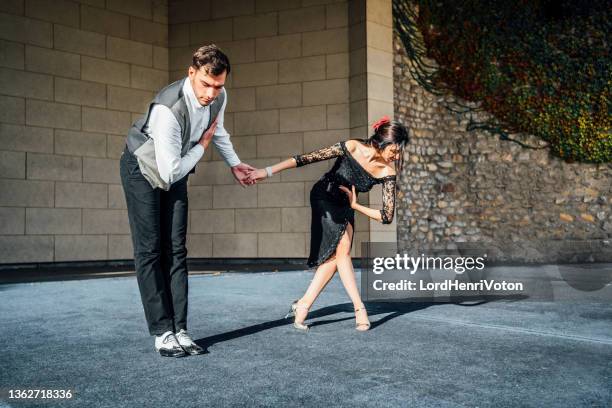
top-left (175, 329), bottom-right (206, 355)
top-left (181, 343), bottom-right (206, 356)
top-left (158, 347), bottom-right (187, 358)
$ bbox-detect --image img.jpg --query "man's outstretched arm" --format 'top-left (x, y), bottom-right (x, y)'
top-left (211, 93), bottom-right (255, 186)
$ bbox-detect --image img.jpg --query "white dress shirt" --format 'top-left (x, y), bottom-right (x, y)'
top-left (145, 78), bottom-right (240, 185)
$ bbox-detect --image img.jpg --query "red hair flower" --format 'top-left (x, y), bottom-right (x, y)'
top-left (372, 116), bottom-right (390, 132)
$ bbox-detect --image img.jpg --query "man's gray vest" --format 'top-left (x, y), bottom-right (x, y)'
top-left (126, 78), bottom-right (225, 191)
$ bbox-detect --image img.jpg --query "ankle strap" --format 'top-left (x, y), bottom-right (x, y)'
top-left (293, 300), bottom-right (310, 310)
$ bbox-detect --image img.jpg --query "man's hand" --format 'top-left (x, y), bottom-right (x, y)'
top-left (198, 119), bottom-right (217, 149)
top-left (231, 162), bottom-right (257, 187)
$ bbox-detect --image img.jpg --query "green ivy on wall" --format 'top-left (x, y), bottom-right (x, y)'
top-left (394, 0), bottom-right (611, 163)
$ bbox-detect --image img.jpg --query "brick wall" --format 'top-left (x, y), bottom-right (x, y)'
top-left (0, 0), bottom-right (168, 263)
top-left (0, 0), bottom-right (397, 265)
top-left (168, 0), bottom-right (380, 260)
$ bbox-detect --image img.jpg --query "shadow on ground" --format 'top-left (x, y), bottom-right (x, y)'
top-left (196, 296), bottom-right (528, 351)
top-left (1, 269), bottom-right (611, 407)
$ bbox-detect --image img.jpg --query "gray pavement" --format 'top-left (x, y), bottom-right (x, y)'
top-left (1, 268), bottom-right (611, 407)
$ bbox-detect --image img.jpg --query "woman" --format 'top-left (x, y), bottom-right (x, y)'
top-left (246, 117), bottom-right (409, 331)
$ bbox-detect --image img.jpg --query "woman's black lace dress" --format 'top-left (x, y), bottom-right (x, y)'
top-left (293, 140), bottom-right (396, 268)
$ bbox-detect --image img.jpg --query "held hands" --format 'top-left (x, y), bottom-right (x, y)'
top-left (244, 168), bottom-right (268, 184)
top-left (339, 185), bottom-right (357, 209)
top-left (232, 163), bottom-right (257, 187)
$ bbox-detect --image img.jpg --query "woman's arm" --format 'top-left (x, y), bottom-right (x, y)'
top-left (246, 142), bottom-right (345, 182)
top-left (339, 178), bottom-right (396, 224)
top-left (338, 186), bottom-right (384, 222)
top-left (379, 178), bottom-right (396, 224)
top-left (244, 157), bottom-right (297, 182)
top-left (268, 157), bottom-right (299, 175)
top-left (293, 142), bottom-right (343, 167)
top-left (354, 201), bottom-right (386, 222)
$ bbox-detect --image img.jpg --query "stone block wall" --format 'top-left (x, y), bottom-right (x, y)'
top-left (0, 0), bottom-right (168, 263)
top-left (0, 0), bottom-right (398, 265)
top-left (168, 0), bottom-right (382, 260)
top-left (393, 33), bottom-right (612, 263)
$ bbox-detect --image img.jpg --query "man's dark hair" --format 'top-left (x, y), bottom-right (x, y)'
top-left (192, 44), bottom-right (231, 75)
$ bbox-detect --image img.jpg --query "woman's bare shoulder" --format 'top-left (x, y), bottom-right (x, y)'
top-left (345, 139), bottom-right (372, 156)
top-left (344, 139), bottom-right (359, 152)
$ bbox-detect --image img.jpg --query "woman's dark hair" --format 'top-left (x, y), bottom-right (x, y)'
top-left (192, 44), bottom-right (231, 76)
top-left (363, 119), bottom-right (410, 173)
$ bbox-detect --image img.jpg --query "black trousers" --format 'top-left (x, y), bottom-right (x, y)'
top-left (120, 146), bottom-right (189, 336)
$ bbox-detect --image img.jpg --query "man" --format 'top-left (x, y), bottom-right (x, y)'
top-left (120, 45), bottom-right (254, 357)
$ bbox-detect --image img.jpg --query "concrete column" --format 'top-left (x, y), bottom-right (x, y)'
top-left (349, 0), bottom-right (396, 244)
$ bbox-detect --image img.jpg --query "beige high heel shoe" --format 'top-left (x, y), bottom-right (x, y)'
top-left (354, 304), bottom-right (371, 331)
top-left (285, 299), bottom-right (310, 331)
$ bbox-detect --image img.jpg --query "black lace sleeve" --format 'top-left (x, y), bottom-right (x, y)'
top-left (293, 142), bottom-right (344, 167)
top-left (380, 177), bottom-right (396, 224)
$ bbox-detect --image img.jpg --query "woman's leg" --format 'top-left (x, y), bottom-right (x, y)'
top-left (295, 257), bottom-right (337, 323)
top-left (334, 223), bottom-right (370, 328)
top-left (334, 223), bottom-right (360, 304)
